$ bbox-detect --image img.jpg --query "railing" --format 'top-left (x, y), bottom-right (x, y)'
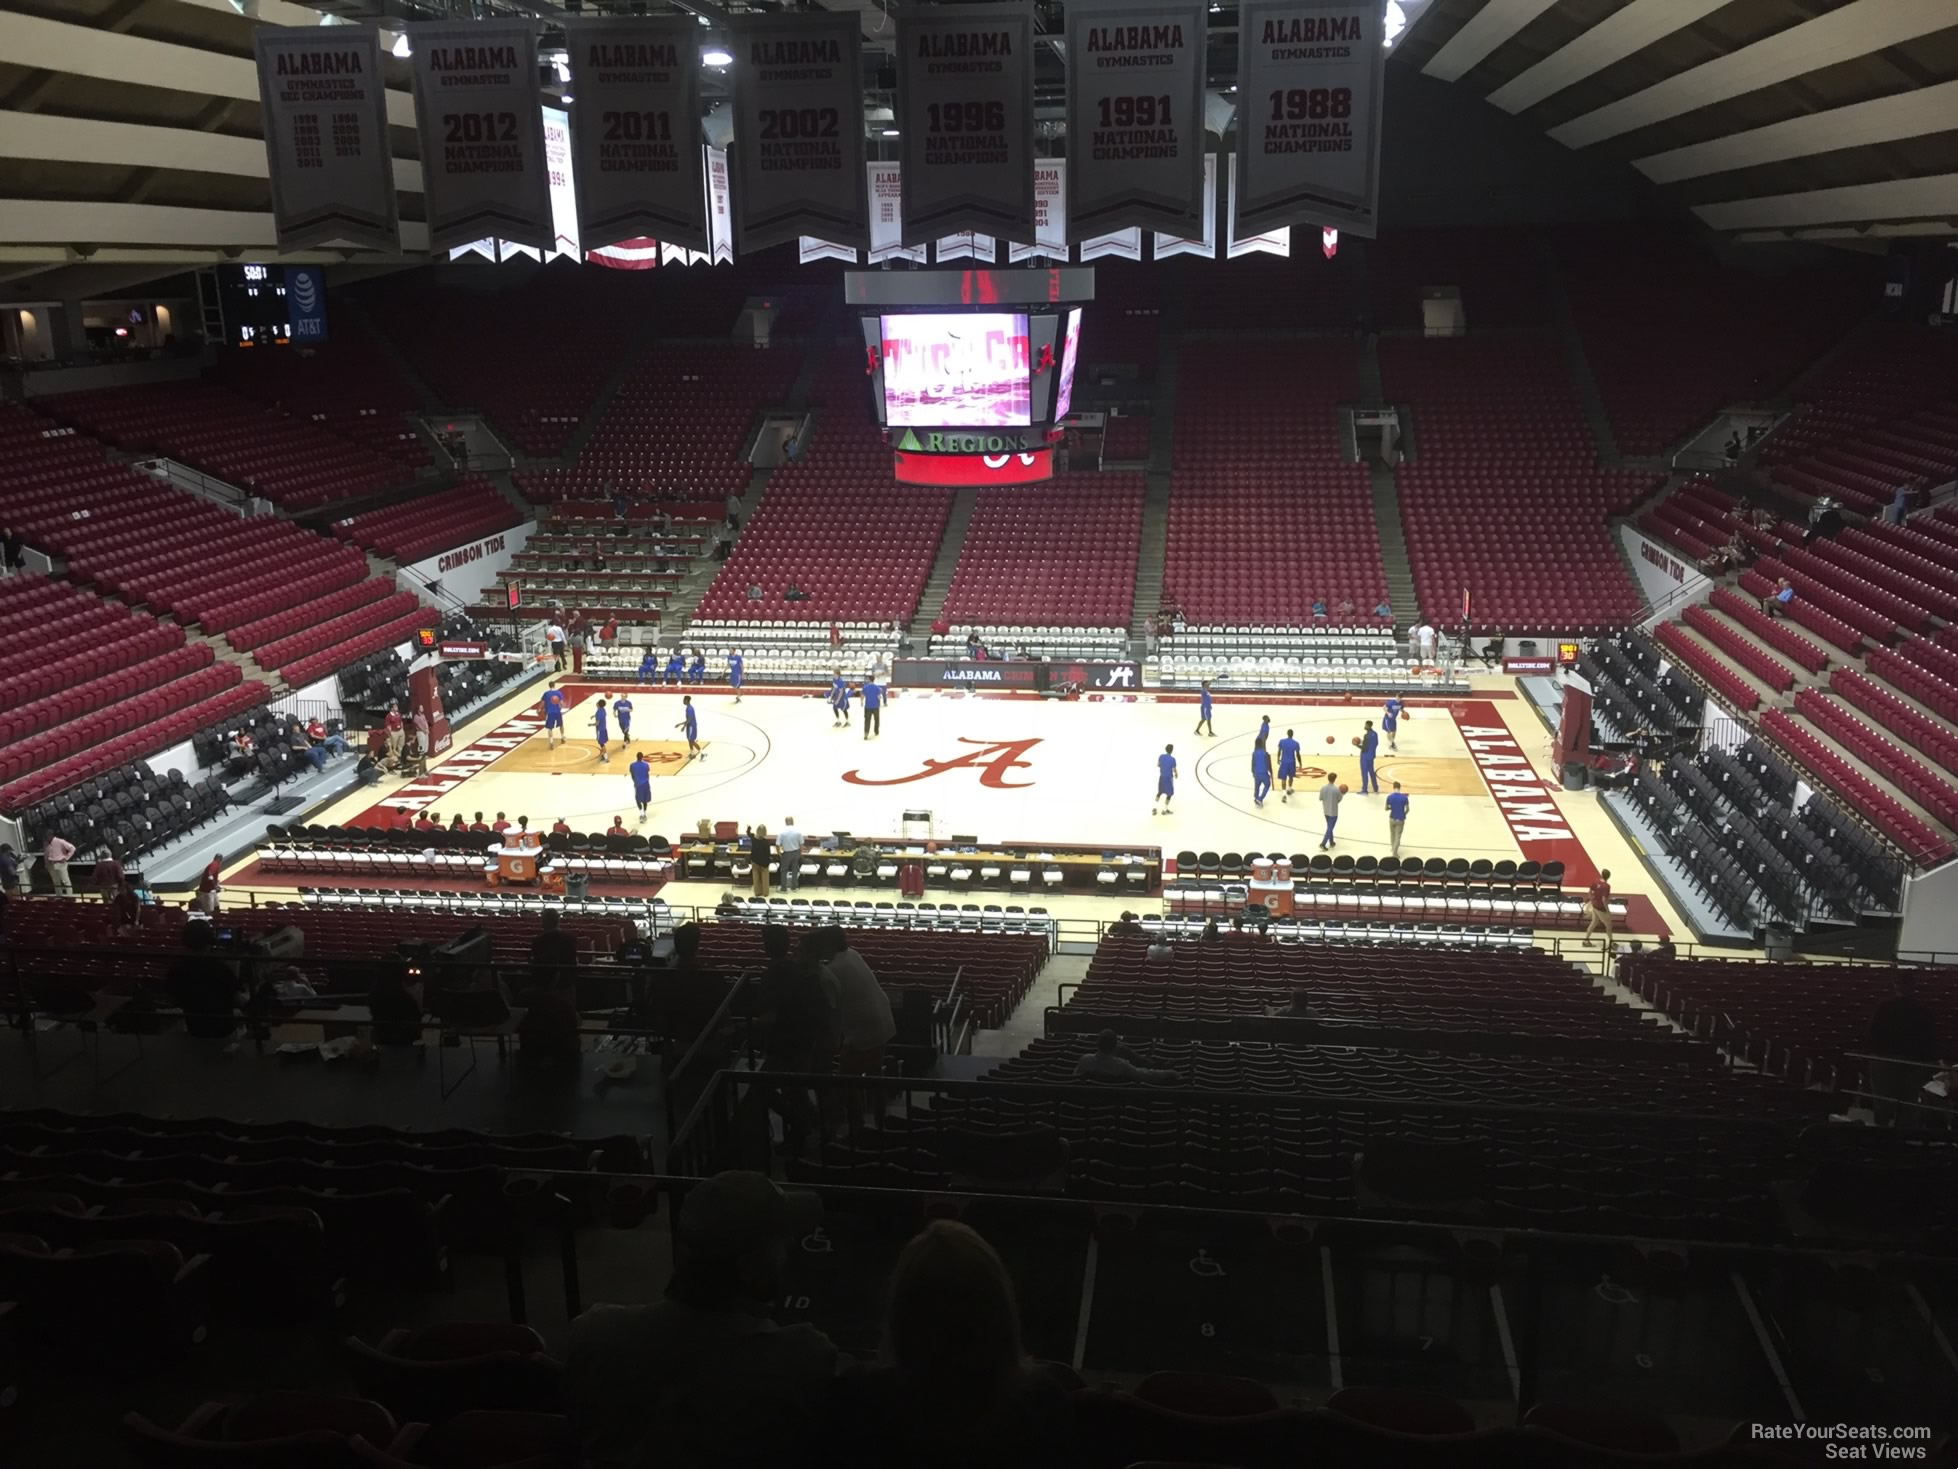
top-left (395, 558), bottom-right (470, 616)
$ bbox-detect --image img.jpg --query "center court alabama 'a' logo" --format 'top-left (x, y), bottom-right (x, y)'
top-left (842, 737), bottom-right (1041, 789)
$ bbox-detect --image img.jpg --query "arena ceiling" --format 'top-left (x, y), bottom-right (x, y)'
top-left (1, 0), bottom-right (1954, 295)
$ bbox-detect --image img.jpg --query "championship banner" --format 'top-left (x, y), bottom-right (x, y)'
top-left (895, 1), bottom-right (1036, 245)
top-left (867, 162), bottom-right (928, 264)
top-left (1063, 0), bottom-right (1209, 238)
top-left (728, 12), bottom-right (868, 252)
top-left (1226, 156), bottom-right (1291, 257)
top-left (566, 16), bottom-right (707, 252)
top-left (800, 236), bottom-right (860, 263)
top-left (1008, 160), bottom-right (1068, 263)
top-left (1234, 0), bottom-right (1386, 237)
top-left (934, 233), bottom-right (996, 262)
top-left (1078, 228), bottom-right (1142, 262)
top-left (706, 146), bottom-right (734, 263)
top-left (1152, 152), bottom-right (1216, 259)
top-left (408, 19), bottom-right (553, 253)
top-left (253, 26), bottom-right (400, 253)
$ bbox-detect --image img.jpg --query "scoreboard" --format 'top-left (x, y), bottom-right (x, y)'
top-left (210, 264), bottom-right (329, 347)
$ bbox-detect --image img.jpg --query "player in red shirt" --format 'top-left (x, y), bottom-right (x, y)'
top-left (551, 817), bottom-right (572, 834)
top-left (469, 812), bottom-right (491, 833)
top-left (1584, 869), bottom-right (1613, 948)
top-left (415, 812), bottom-right (438, 831)
top-left (492, 813), bottom-right (512, 833)
top-left (606, 815), bottom-right (630, 837)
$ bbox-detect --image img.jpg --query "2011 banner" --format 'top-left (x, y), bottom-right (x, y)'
top-left (408, 19), bottom-right (553, 252)
top-left (565, 17), bottom-right (707, 253)
top-left (1064, 0), bottom-right (1209, 239)
top-left (728, 11), bottom-right (868, 252)
top-left (253, 26), bottom-right (400, 253)
top-left (1234, 0), bottom-right (1386, 237)
top-left (895, 2), bottom-right (1036, 246)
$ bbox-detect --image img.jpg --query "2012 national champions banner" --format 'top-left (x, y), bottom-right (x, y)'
top-left (253, 26), bottom-right (400, 253)
top-left (1235, 0), bottom-right (1386, 237)
top-left (565, 16), bottom-right (708, 253)
top-left (728, 11), bottom-right (869, 253)
top-left (408, 18), bottom-right (554, 253)
top-left (894, 2), bottom-right (1037, 246)
top-left (1063, 0), bottom-right (1210, 239)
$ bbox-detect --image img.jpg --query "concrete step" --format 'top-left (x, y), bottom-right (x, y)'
top-left (1693, 607), bottom-right (1803, 706)
top-left (1542, 242), bottom-right (1621, 463)
top-left (906, 488), bottom-right (980, 638)
top-left (1367, 460), bottom-right (1417, 629)
top-left (1666, 620), bottom-right (1784, 711)
top-left (1784, 711), bottom-right (1953, 838)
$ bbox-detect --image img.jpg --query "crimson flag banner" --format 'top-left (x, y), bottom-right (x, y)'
top-left (1234, 0), bottom-right (1386, 237)
top-left (728, 12), bottom-right (868, 252)
top-left (895, 2), bottom-right (1037, 245)
top-left (409, 19), bottom-right (553, 253)
top-left (566, 17), bottom-right (707, 252)
top-left (1064, 0), bottom-right (1209, 238)
top-left (254, 26), bottom-right (400, 252)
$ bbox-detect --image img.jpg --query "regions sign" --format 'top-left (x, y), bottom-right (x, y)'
top-left (893, 427), bottom-right (1047, 453)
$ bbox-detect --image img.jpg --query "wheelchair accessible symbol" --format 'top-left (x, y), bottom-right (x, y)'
top-left (801, 1227), bottom-right (833, 1255)
top-left (1189, 1249), bottom-right (1226, 1278)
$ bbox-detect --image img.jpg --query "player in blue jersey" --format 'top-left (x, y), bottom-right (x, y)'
top-left (1250, 739), bottom-right (1273, 807)
top-left (1385, 781), bottom-right (1410, 858)
top-left (1277, 727), bottom-right (1301, 801)
top-left (541, 686), bottom-right (566, 749)
top-left (591, 695), bottom-right (612, 764)
top-left (1152, 743), bottom-right (1177, 815)
top-left (727, 649), bottom-right (744, 704)
top-left (613, 692), bottom-right (633, 744)
top-left (1256, 714), bottom-right (1271, 749)
top-left (629, 751), bottom-right (653, 822)
top-left (1382, 694), bottom-right (1403, 752)
top-left (637, 649), bottom-right (657, 686)
top-left (687, 648), bottom-right (706, 685)
top-left (675, 694), bottom-right (702, 758)
top-left (663, 647), bottom-right (685, 685)
top-left (860, 676), bottom-right (884, 739)
top-left (1358, 720), bottom-right (1380, 794)
top-left (830, 670), bottom-right (851, 728)
top-left (1194, 680), bottom-right (1215, 737)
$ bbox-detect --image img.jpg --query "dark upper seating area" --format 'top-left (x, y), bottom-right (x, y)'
top-left (208, 312), bottom-right (431, 469)
top-left (333, 478), bottom-right (523, 563)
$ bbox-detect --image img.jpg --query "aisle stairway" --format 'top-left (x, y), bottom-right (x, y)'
top-left (1369, 461), bottom-right (1416, 628)
top-left (907, 488), bottom-right (980, 640)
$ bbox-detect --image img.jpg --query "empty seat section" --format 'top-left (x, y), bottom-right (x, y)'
top-left (335, 478), bottom-right (522, 562)
top-left (937, 473), bottom-right (1143, 628)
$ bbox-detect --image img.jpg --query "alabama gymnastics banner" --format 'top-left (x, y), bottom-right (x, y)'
top-left (254, 26), bottom-right (400, 252)
top-left (408, 19), bottom-right (553, 252)
top-left (895, 2), bottom-right (1037, 246)
top-left (1064, 0), bottom-right (1209, 239)
top-left (1234, 0), bottom-right (1386, 237)
top-left (728, 11), bottom-right (868, 252)
top-left (566, 16), bottom-right (707, 253)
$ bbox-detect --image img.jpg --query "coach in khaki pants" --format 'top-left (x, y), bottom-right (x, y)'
top-left (750, 825), bottom-right (773, 898)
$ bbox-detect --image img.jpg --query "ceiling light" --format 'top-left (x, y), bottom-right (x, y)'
top-left (881, 128), bottom-right (899, 137)
top-left (702, 45), bottom-right (733, 66)
top-left (392, 32), bottom-right (411, 58)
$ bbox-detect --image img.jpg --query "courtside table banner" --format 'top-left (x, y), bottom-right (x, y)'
top-left (1063, 0), bottom-right (1209, 239)
top-left (408, 19), bottom-right (553, 252)
top-left (1234, 0), bottom-right (1386, 237)
top-left (566, 16), bottom-right (707, 253)
top-left (895, 2), bottom-right (1037, 246)
top-left (728, 11), bottom-right (869, 253)
top-left (254, 26), bottom-right (400, 253)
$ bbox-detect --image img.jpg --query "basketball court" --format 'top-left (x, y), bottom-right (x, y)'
top-left (234, 673), bottom-right (1689, 943)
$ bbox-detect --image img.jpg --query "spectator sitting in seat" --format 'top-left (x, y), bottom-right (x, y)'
top-left (450, 814), bottom-right (468, 831)
top-left (1335, 597), bottom-right (1355, 618)
top-left (1199, 917), bottom-right (1221, 945)
top-left (288, 718), bottom-right (325, 772)
top-left (818, 1220), bottom-right (1073, 1469)
top-left (1311, 598), bottom-right (1328, 618)
top-left (784, 583), bottom-right (808, 603)
top-left (608, 815), bottom-right (631, 837)
top-left (1374, 599), bottom-right (1393, 619)
top-left (1072, 1029), bottom-right (1180, 1084)
top-left (470, 812), bottom-right (492, 833)
top-left (1108, 911), bottom-right (1141, 938)
top-left (565, 1170), bottom-right (840, 1469)
top-left (1764, 577), bottom-right (1795, 617)
top-left (1145, 933), bottom-right (1174, 963)
top-left (746, 582), bottom-right (765, 601)
top-left (307, 716), bottom-right (348, 757)
top-left (168, 922), bottom-right (245, 1042)
top-left (1271, 990), bottom-right (1314, 1020)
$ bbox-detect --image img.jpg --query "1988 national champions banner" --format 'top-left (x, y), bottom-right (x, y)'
top-left (1235, 0), bottom-right (1386, 237)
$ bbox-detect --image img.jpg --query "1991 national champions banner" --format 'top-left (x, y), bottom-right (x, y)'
top-left (1063, 0), bottom-right (1210, 239)
top-left (1235, 0), bottom-right (1386, 237)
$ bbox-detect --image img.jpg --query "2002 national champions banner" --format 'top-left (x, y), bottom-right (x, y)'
top-left (728, 11), bottom-right (868, 253)
top-left (254, 26), bottom-right (400, 253)
top-left (895, 2), bottom-right (1037, 246)
top-left (1235, 0), bottom-right (1386, 237)
top-left (565, 16), bottom-right (707, 253)
top-left (408, 19), bottom-right (554, 252)
top-left (1063, 0), bottom-right (1209, 239)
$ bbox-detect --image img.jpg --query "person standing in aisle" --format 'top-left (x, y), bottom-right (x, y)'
top-left (1194, 680), bottom-right (1215, 737)
top-left (1357, 720), bottom-right (1381, 794)
top-left (677, 694), bottom-right (702, 759)
top-left (1584, 869), bottom-right (1614, 948)
top-left (613, 692), bottom-right (633, 745)
top-left (1318, 775), bottom-right (1344, 851)
top-left (778, 816), bottom-right (803, 890)
top-left (384, 702), bottom-right (406, 767)
top-left (1382, 694), bottom-right (1402, 752)
top-left (860, 675), bottom-right (884, 739)
top-left (1277, 728), bottom-right (1301, 802)
top-left (541, 686), bottom-right (567, 748)
top-left (1385, 781), bottom-right (1410, 857)
top-left (749, 824), bottom-right (773, 898)
top-left (42, 830), bottom-right (76, 896)
top-left (629, 751), bottom-right (652, 823)
top-left (728, 648), bottom-right (745, 704)
top-left (1153, 743), bottom-right (1178, 815)
top-left (545, 618), bottom-right (567, 670)
top-left (1250, 739), bottom-right (1273, 808)
top-left (591, 695), bottom-right (612, 764)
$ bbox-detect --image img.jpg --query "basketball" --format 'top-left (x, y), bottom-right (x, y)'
top-left (1338, 783), bottom-right (1350, 794)
top-left (1326, 734), bottom-right (1336, 745)
top-left (1351, 736), bottom-right (1362, 748)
